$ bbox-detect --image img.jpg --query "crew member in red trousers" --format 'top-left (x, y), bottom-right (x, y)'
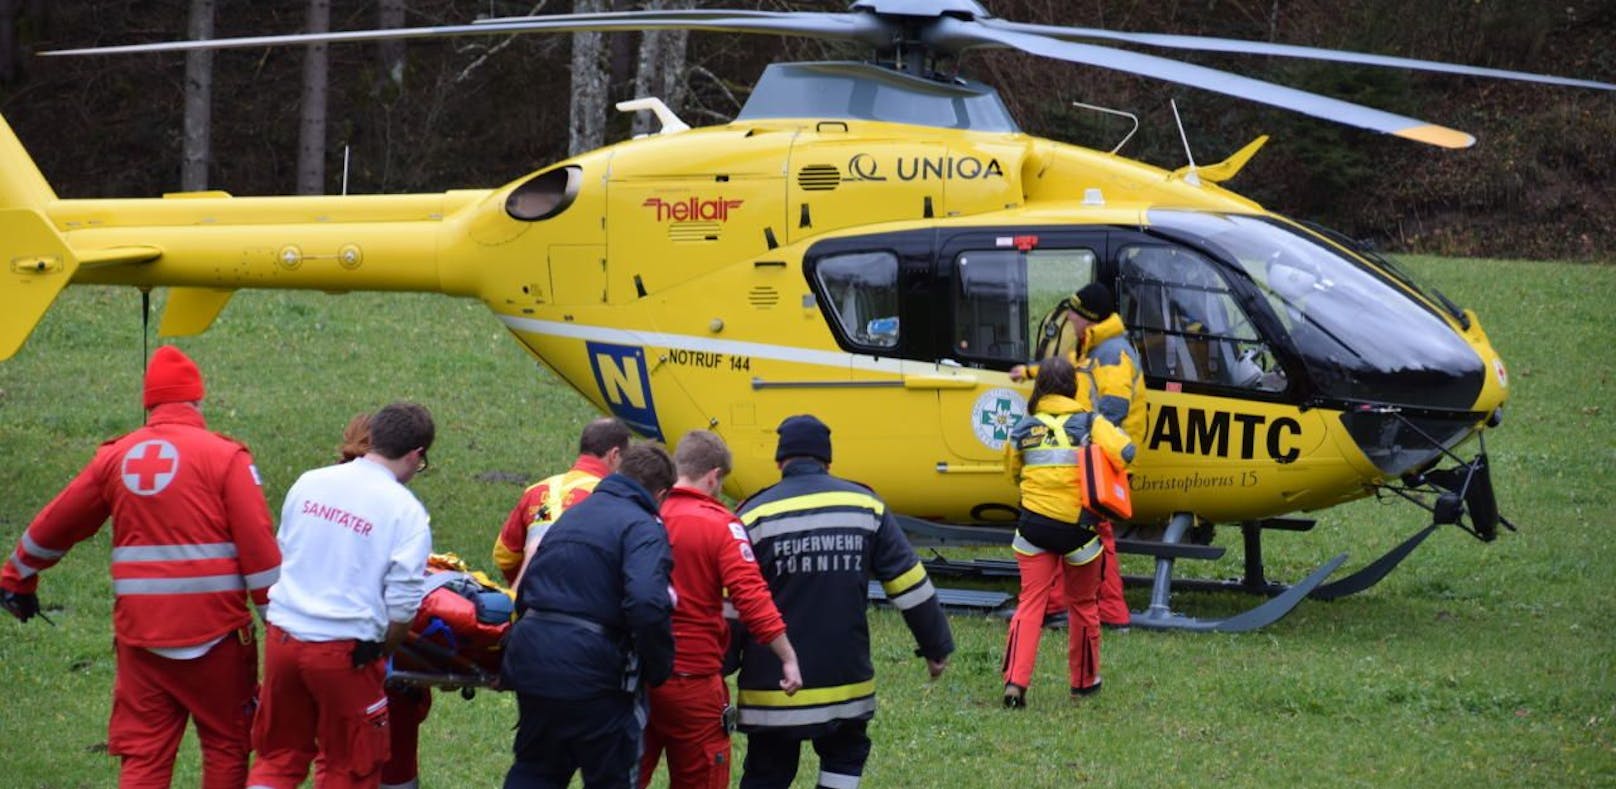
top-left (639, 430), bottom-right (802, 789)
top-left (0, 345), bottom-right (281, 788)
top-left (249, 402), bottom-right (435, 789)
top-left (1000, 358), bottom-right (1135, 707)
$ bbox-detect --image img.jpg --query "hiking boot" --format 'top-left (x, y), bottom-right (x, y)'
top-left (1002, 683), bottom-right (1027, 709)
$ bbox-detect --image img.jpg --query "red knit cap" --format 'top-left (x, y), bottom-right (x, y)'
top-left (143, 346), bottom-right (205, 409)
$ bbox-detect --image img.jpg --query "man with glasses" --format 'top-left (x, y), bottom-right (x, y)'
top-left (639, 431), bottom-right (802, 789)
top-left (249, 402), bottom-right (436, 789)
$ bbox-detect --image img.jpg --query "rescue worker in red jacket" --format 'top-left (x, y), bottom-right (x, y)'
top-left (639, 430), bottom-right (803, 789)
top-left (492, 417), bottom-right (630, 585)
top-left (1001, 358), bottom-right (1135, 707)
top-left (0, 345), bottom-right (281, 788)
top-left (1011, 282), bottom-right (1145, 628)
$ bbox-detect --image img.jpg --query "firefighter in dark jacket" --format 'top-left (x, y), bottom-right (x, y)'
top-left (733, 415), bottom-right (954, 789)
top-left (500, 443), bottom-right (677, 789)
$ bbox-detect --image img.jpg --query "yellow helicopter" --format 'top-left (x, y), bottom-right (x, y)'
top-left (3, 1), bottom-right (1607, 630)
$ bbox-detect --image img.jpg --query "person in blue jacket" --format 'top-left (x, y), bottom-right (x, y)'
top-left (500, 443), bottom-right (677, 789)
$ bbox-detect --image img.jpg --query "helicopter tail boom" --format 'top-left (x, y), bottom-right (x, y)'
top-left (1, 108), bottom-right (492, 359)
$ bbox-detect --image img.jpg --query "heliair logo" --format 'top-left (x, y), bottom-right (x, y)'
top-left (642, 196), bottom-right (744, 223)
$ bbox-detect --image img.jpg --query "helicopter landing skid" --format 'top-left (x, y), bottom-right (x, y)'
top-left (1124, 512), bottom-right (1347, 633)
top-left (1117, 519), bottom-right (1440, 603)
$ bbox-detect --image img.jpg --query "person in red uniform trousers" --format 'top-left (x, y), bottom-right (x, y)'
top-left (491, 417), bottom-right (630, 586)
top-left (639, 430), bottom-right (802, 789)
top-left (328, 412), bottom-right (432, 789)
top-left (249, 402), bottom-right (435, 789)
top-left (0, 345), bottom-right (281, 788)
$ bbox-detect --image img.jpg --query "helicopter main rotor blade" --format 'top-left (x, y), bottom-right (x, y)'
top-left (42, 10), bottom-right (887, 57)
top-left (981, 19), bottom-right (1616, 92)
top-left (929, 18), bottom-right (1475, 148)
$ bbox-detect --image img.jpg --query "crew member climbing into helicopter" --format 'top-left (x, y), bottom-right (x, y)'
top-left (491, 417), bottom-right (630, 585)
top-left (1001, 358), bottom-right (1136, 707)
top-left (1011, 282), bottom-right (1145, 628)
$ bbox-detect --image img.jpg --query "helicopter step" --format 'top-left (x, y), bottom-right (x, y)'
top-left (867, 581), bottom-right (1013, 614)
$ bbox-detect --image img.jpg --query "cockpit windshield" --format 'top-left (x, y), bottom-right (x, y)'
top-left (1147, 210), bottom-right (1484, 410)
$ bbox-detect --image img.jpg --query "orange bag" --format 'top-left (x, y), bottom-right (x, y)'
top-left (1080, 442), bottom-right (1132, 521)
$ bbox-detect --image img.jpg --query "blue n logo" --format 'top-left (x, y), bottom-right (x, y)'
top-left (586, 341), bottom-right (664, 441)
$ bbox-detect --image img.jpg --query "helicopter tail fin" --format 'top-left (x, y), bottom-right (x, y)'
top-left (0, 112), bottom-right (79, 361)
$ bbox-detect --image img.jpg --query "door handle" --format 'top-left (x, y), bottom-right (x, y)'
top-left (902, 374), bottom-right (977, 390)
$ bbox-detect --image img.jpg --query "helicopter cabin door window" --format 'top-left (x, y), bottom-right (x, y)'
top-left (1118, 245), bottom-right (1286, 393)
top-left (952, 246), bottom-right (1096, 368)
top-left (812, 251), bottom-right (900, 351)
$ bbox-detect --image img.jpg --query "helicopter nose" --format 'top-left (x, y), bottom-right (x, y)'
top-left (1335, 339), bottom-right (1505, 479)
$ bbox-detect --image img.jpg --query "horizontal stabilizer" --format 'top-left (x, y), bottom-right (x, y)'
top-left (0, 209), bottom-right (80, 360)
top-left (1175, 135), bottom-right (1269, 183)
top-left (159, 287), bottom-right (236, 337)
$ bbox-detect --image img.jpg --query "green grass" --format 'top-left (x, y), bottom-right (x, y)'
top-left (1, 256), bottom-right (1613, 787)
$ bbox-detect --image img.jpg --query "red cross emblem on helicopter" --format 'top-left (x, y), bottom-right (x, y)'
top-left (121, 440), bottom-right (180, 496)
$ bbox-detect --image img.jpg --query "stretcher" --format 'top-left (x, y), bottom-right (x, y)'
top-left (385, 555), bottom-right (512, 697)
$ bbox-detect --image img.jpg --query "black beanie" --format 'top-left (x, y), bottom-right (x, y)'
top-left (1065, 282), bottom-right (1116, 322)
top-left (775, 414), bottom-right (832, 464)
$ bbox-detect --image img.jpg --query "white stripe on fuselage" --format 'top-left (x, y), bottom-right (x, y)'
top-left (497, 315), bottom-right (909, 375)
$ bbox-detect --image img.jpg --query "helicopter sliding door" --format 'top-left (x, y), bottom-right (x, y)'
top-left (931, 229), bottom-right (1105, 464)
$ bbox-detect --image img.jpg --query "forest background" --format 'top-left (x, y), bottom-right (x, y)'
top-left (0, 0), bottom-right (1612, 262)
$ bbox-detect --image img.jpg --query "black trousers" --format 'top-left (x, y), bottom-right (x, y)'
top-left (504, 692), bottom-right (645, 789)
top-left (740, 719), bottom-right (871, 789)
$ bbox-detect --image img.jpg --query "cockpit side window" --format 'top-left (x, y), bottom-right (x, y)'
top-left (952, 247), bottom-right (1095, 367)
top-left (1118, 244), bottom-right (1287, 393)
top-left (812, 251), bottom-right (900, 350)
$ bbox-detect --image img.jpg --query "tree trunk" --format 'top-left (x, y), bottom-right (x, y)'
top-left (629, 0), bottom-right (690, 137)
top-left (377, 0), bottom-right (405, 90)
top-left (0, 0), bottom-right (17, 84)
top-left (180, 0), bottom-right (214, 191)
top-left (568, 0), bottom-right (608, 156)
top-left (654, 19), bottom-right (689, 112)
top-left (297, 0), bottom-right (330, 195)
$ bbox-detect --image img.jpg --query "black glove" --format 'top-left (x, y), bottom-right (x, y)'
top-left (351, 640), bottom-right (385, 668)
top-left (1, 590), bottom-right (40, 623)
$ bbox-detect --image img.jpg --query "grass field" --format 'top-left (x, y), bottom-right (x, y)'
top-left (0, 256), bottom-right (1612, 787)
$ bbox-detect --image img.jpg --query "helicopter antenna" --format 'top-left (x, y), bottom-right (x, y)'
top-left (1070, 100), bottom-right (1140, 154)
top-left (1170, 98), bottom-right (1200, 186)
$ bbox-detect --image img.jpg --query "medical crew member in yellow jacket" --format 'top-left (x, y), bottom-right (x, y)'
top-left (1001, 358), bottom-right (1135, 707)
top-left (1011, 282), bottom-right (1144, 628)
